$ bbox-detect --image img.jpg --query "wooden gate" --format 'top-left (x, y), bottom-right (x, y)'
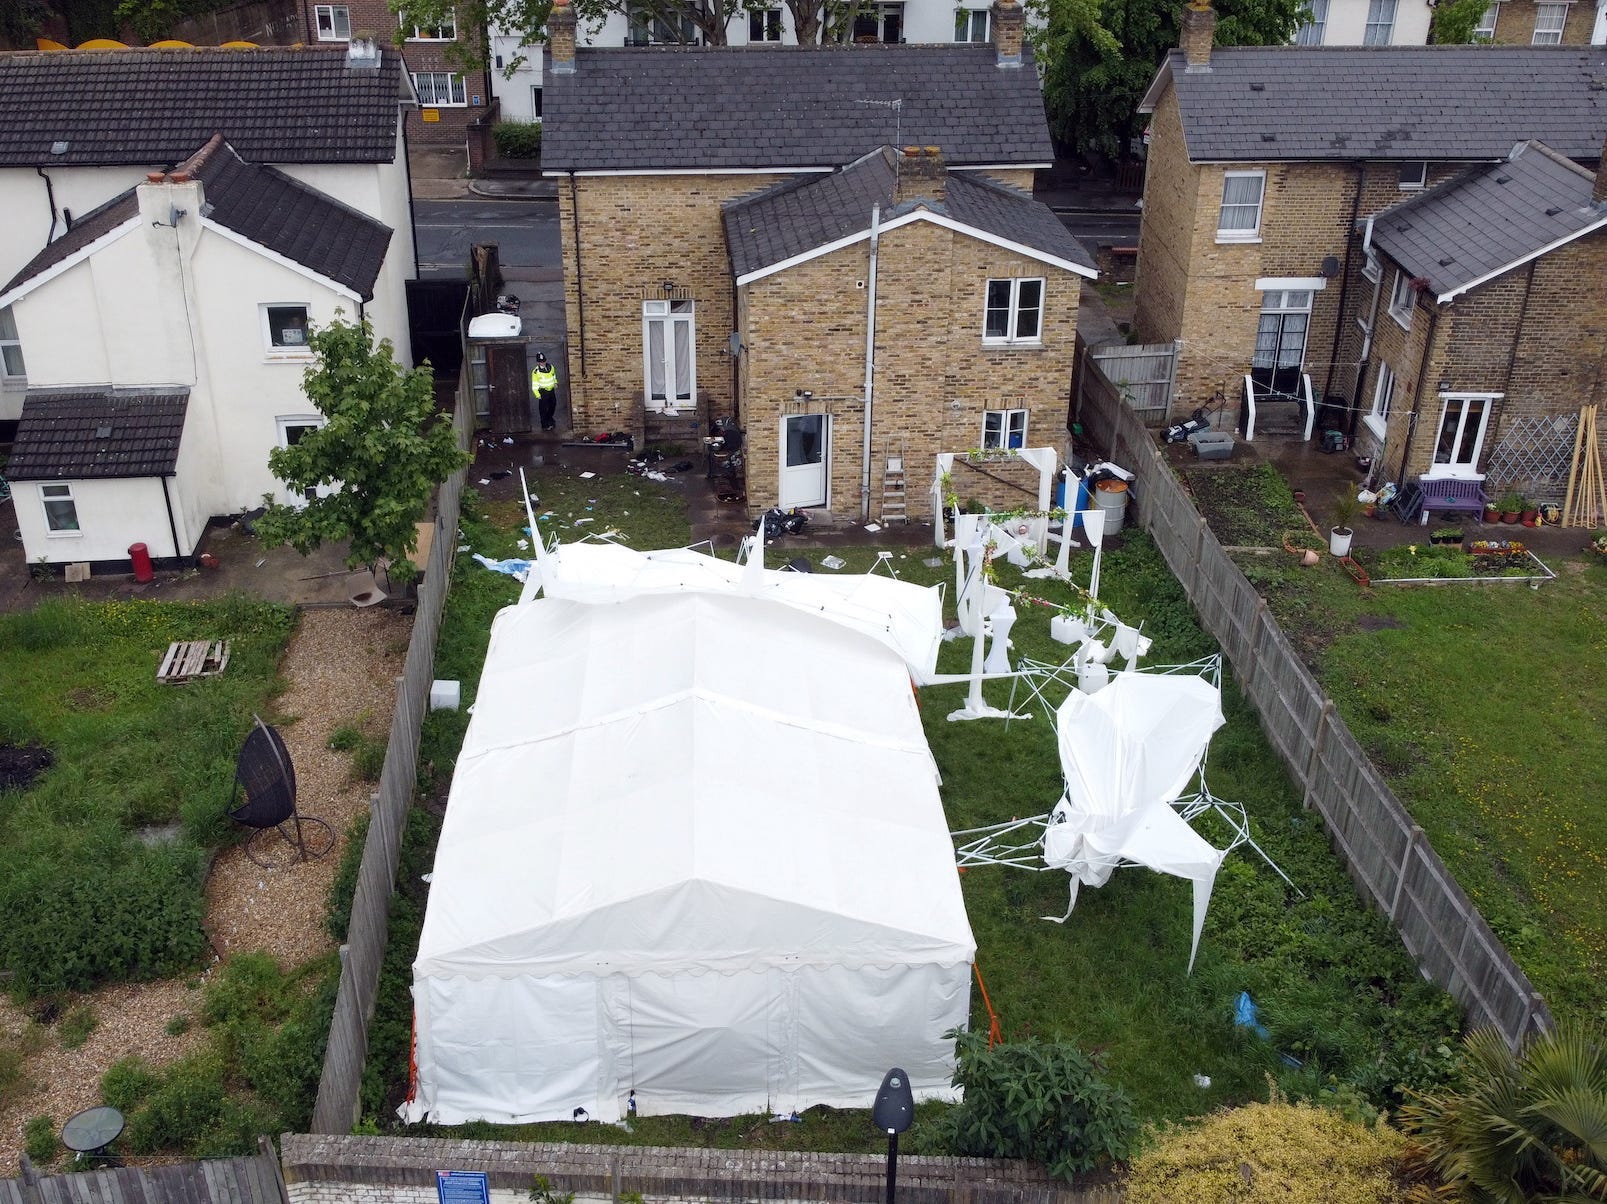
top-left (1089, 340), bottom-right (1178, 424)
top-left (488, 343), bottom-right (533, 433)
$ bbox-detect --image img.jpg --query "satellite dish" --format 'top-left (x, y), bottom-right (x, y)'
top-left (1321, 255), bottom-right (1341, 278)
top-left (229, 715), bottom-right (333, 866)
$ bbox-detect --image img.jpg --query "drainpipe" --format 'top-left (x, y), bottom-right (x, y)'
top-left (1347, 215), bottom-right (1384, 438)
top-left (1394, 304), bottom-right (1441, 491)
top-left (160, 474), bottom-right (182, 559)
top-left (35, 167), bottom-right (59, 244)
top-left (569, 172), bottom-right (587, 375)
top-left (1329, 162), bottom-right (1362, 442)
top-left (860, 202), bottom-right (880, 522)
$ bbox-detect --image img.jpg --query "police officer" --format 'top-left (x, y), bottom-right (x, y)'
top-left (531, 352), bottom-right (559, 432)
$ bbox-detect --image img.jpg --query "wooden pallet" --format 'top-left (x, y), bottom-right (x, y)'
top-left (157, 639), bottom-right (231, 684)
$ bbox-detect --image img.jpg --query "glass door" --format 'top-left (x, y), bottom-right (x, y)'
top-left (1251, 289), bottom-right (1311, 399)
top-left (1428, 394), bottom-right (1494, 478)
top-left (778, 414), bottom-right (829, 508)
top-left (643, 300), bottom-right (695, 412)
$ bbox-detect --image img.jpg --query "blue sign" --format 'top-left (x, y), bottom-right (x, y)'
top-left (437, 1171), bottom-right (490, 1204)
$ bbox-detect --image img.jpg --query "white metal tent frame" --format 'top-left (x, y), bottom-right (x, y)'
top-left (950, 656), bottom-right (1294, 969)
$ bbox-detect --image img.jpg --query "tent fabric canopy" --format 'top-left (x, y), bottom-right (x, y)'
top-left (1049, 671), bottom-right (1227, 969)
top-left (527, 541), bottom-right (945, 683)
top-left (406, 591), bottom-right (974, 1125)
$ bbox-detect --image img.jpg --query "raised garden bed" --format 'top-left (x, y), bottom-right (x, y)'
top-left (1371, 540), bottom-right (1555, 586)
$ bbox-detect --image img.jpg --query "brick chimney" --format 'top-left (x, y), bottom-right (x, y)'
top-left (549, 0), bottom-right (576, 75)
top-left (990, 0), bottom-right (1025, 67)
top-left (896, 146), bottom-right (946, 206)
top-left (1595, 133), bottom-right (1607, 206)
top-left (1181, 1), bottom-right (1216, 71)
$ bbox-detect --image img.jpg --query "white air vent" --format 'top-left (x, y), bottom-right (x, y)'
top-left (346, 37), bottom-right (380, 69)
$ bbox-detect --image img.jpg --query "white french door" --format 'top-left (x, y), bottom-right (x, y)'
top-left (1427, 394), bottom-right (1495, 479)
top-left (643, 300), bottom-right (695, 412)
top-left (778, 414), bottom-right (829, 508)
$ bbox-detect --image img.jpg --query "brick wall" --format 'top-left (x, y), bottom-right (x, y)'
top-left (1505, 232), bottom-right (1607, 424)
top-left (738, 217), bottom-right (1077, 520)
top-left (560, 173), bottom-right (788, 439)
top-left (1486, 0), bottom-right (1598, 43)
top-left (280, 1133), bottom-right (1115, 1204)
top-left (1133, 88), bottom-right (1197, 368)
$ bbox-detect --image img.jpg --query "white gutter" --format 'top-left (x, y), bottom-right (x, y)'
top-left (861, 202), bottom-right (880, 523)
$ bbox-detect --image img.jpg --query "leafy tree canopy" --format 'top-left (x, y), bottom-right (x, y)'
top-left (1036, 0), bottom-right (1308, 160)
top-left (255, 314), bottom-right (469, 579)
top-left (1428, 0), bottom-right (1487, 43)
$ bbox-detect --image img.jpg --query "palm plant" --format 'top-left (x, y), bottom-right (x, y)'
top-left (1399, 1025), bottom-right (1607, 1203)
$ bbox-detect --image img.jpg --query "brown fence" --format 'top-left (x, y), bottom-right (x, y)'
top-left (1078, 355), bottom-right (1554, 1047)
top-left (311, 378), bottom-right (475, 1134)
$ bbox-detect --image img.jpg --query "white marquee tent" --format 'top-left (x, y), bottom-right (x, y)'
top-left (403, 591), bottom-right (975, 1125)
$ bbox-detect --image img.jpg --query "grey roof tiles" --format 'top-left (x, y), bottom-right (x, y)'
top-left (724, 148), bottom-right (1094, 278)
top-left (8, 390), bottom-right (189, 480)
top-left (1369, 141), bottom-right (1607, 298)
top-left (1, 188), bottom-right (138, 296)
top-left (0, 46), bottom-right (406, 167)
top-left (1147, 46), bottom-right (1607, 162)
top-left (542, 44), bottom-right (1055, 172)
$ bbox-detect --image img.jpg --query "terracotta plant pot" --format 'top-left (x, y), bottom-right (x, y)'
top-left (1501, 511), bottom-right (1520, 524)
top-left (1521, 510), bottom-right (1539, 526)
top-left (1301, 549), bottom-right (1320, 567)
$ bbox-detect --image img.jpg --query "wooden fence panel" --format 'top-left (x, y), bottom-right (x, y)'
top-left (1089, 341), bottom-right (1178, 425)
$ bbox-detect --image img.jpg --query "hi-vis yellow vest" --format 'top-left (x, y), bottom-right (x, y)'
top-left (531, 364), bottom-right (557, 392)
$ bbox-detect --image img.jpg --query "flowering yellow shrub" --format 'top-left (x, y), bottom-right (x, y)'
top-left (1125, 1098), bottom-right (1407, 1204)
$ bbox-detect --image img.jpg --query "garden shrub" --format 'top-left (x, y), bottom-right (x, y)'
top-left (928, 1029), bottom-right (1137, 1180)
top-left (1125, 1093), bottom-right (1406, 1204)
top-left (493, 120), bottom-right (542, 159)
top-left (102, 1056), bottom-right (161, 1112)
top-left (23, 1115), bottom-right (56, 1165)
top-left (126, 1054), bottom-right (231, 1154)
top-left (58, 1004), bottom-right (98, 1049)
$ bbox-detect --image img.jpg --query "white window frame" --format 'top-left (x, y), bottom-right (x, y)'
top-left (1425, 393), bottom-right (1498, 479)
top-left (411, 71), bottom-right (467, 106)
top-left (955, 6), bottom-right (990, 41)
top-left (1362, 247), bottom-right (1382, 283)
top-left (400, 8), bottom-right (456, 39)
top-left (530, 85), bottom-right (543, 119)
top-left (1216, 171), bottom-right (1265, 243)
top-left (40, 483), bottom-right (81, 536)
top-left (982, 277), bottom-right (1045, 346)
top-left (1364, 362), bottom-right (1395, 439)
top-left (982, 408), bottom-right (1028, 450)
top-left (0, 305), bottom-right (25, 381)
top-left (314, 3), bottom-right (350, 39)
top-left (642, 299), bottom-right (696, 413)
top-left (1364, 0), bottom-right (1396, 43)
top-left (1398, 160), bottom-right (1427, 190)
top-left (1472, 3), bottom-right (1497, 38)
top-left (260, 303), bottom-right (313, 357)
top-left (275, 415), bottom-right (337, 503)
top-left (1294, 0), bottom-right (1328, 44)
top-left (1532, 2), bottom-right (1566, 41)
top-left (748, 6), bottom-right (783, 40)
top-left (1388, 270), bottom-right (1415, 331)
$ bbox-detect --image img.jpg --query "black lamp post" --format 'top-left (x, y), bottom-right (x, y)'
top-left (871, 1067), bottom-right (915, 1204)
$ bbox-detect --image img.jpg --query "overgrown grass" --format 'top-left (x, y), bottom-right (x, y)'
top-left (1240, 543), bottom-right (1607, 1022)
top-left (0, 596), bottom-right (295, 996)
top-left (363, 485), bottom-right (1460, 1143)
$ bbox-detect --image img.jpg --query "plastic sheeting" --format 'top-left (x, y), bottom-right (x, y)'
top-left (404, 591), bottom-right (974, 1125)
top-left (525, 542), bottom-right (944, 683)
top-left (1047, 672), bottom-right (1227, 970)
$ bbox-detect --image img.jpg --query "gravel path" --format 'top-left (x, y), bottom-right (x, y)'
top-left (0, 606), bottom-right (412, 1171)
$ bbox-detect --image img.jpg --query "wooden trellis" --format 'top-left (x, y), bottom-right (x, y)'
top-left (1483, 413), bottom-right (1578, 503)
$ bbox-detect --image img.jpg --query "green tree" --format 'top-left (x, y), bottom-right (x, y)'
top-left (1399, 1025), bottom-right (1607, 1203)
top-left (928, 1029), bottom-right (1136, 1180)
top-left (255, 314), bottom-right (468, 580)
top-left (1037, 0), bottom-right (1308, 160)
top-left (1428, 0), bottom-right (1489, 42)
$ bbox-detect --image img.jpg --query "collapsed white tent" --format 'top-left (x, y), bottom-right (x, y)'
top-left (524, 541), bottom-right (944, 683)
top-left (1047, 671), bottom-right (1227, 971)
top-left (404, 590), bottom-right (974, 1125)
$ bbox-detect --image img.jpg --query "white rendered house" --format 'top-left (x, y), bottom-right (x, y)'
top-left (0, 137), bottom-right (403, 569)
top-left (1292, 0), bottom-right (1433, 44)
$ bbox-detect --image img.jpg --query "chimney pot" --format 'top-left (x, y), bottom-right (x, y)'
top-left (1181, 2), bottom-right (1216, 71)
top-left (146, 172), bottom-right (167, 183)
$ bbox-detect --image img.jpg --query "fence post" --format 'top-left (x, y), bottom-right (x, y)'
top-left (1390, 825), bottom-right (1422, 922)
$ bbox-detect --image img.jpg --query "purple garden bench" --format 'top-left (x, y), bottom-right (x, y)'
top-left (1416, 477), bottom-right (1488, 525)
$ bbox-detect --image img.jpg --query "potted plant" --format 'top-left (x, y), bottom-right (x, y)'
top-left (1520, 498), bottom-right (1539, 527)
top-left (1330, 491), bottom-right (1358, 557)
top-left (1485, 499), bottom-right (1500, 522)
top-left (1430, 527), bottom-right (1463, 546)
top-left (1498, 492), bottom-right (1523, 524)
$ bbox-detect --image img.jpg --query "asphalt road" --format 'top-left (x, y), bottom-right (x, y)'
top-left (1052, 206), bottom-right (1142, 259)
top-left (414, 199), bottom-right (558, 276)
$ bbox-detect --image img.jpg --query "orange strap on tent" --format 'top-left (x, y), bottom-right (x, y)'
top-left (404, 1013), bottom-right (419, 1104)
top-left (973, 962), bottom-right (1003, 1047)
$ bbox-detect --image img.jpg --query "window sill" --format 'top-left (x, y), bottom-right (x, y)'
top-left (1215, 233), bottom-right (1262, 245)
top-left (265, 351), bottom-right (315, 363)
top-left (980, 340), bottom-right (1045, 350)
top-left (1362, 414), bottom-right (1388, 440)
top-left (315, 34), bottom-right (348, 41)
top-left (1389, 311), bottom-right (1413, 332)
top-left (45, 530), bottom-right (84, 539)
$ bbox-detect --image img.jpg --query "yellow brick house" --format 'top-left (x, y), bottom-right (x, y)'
top-left (540, 0), bottom-right (1095, 522)
top-left (1131, 1), bottom-right (1606, 462)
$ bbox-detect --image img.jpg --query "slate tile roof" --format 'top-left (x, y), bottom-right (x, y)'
top-left (195, 139), bottom-right (393, 299)
top-left (1370, 141), bottom-right (1607, 299)
top-left (1144, 45), bottom-right (1607, 163)
top-left (542, 44), bottom-right (1055, 172)
top-left (0, 187), bottom-right (138, 296)
top-left (0, 46), bottom-right (406, 167)
top-left (724, 148), bottom-right (1094, 278)
top-left (8, 390), bottom-right (190, 480)
top-left (1, 137), bottom-right (393, 300)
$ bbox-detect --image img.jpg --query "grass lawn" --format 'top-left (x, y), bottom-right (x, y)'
top-left (0, 595), bottom-right (294, 999)
top-left (359, 461), bottom-right (1460, 1155)
top-left (1197, 462), bottom-right (1607, 1023)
